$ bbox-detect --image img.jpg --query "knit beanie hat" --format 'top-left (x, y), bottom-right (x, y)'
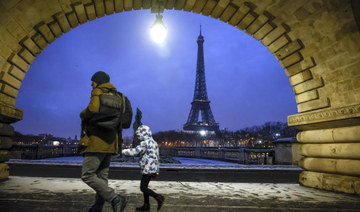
top-left (91, 71), bottom-right (110, 85)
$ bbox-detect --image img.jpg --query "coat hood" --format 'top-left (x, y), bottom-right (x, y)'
top-left (135, 125), bottom-right (153, 141)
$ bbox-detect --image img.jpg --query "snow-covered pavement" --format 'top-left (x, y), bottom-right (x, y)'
top-left (0, 176), bottom-right (359, 212)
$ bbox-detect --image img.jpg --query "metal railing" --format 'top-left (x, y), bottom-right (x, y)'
top-left (11, 144), bottom-right (78, 159)
top-left (11, 145), bottom-right (274, 165)
top-left (160, 147), bottom-right (274, 165)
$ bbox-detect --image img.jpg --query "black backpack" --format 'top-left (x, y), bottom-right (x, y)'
top-left (90, 88), bottom-right (127, 131)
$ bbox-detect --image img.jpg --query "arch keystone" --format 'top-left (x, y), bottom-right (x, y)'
top-left (192, 0), bottom-right (207, 13)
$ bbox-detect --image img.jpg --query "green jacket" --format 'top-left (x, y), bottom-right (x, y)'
top-left (79, 82), bottom-right (132, 154)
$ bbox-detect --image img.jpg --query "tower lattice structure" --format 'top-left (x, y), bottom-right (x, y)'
top-left (183, 27), bottom-right (219, 132)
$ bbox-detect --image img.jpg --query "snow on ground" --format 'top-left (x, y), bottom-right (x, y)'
top-left (8, 156), bottom-right (302, 170)
top-left (2, 176), bottom-right (358, 203)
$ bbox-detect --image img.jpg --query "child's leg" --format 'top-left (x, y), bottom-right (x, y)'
top-left (140, 175), bottom-right (160, 203)
top-left (140, 174), bottom-right (152, 204)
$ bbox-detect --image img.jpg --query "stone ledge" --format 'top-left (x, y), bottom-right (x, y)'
top-left (0, 101), bottom-right (23, 123)
top-left (300, 171), bottom-right (360, 195)
top-left (288, 103), bottom-right (360, 130)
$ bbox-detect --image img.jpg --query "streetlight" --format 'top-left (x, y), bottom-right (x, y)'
top-left (150, 13), bottom-right (167, 43)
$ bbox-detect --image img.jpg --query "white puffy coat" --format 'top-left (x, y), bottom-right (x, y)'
top-left (122, 125), bottom-right (160, 175)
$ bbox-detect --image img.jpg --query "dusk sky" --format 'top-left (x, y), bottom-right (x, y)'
top-left (13, 10), bottom-right (297, 138)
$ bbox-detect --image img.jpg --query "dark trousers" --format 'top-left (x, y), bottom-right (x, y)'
top-left (140, 174), bottom-right (159, 204)
top-left (81, 153), bottom-right (117, 203)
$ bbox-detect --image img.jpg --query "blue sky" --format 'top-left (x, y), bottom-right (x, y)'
top-left (13, 10), bottom-right (297, 138)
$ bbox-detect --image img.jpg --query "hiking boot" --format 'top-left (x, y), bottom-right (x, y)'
top-left (156, 194), bottom-right (165, 211)
top-left (111, 195), bottom-right (127, 212)
top-left (89, 195), bottom-right (105, 212)
top-left (136, 203), bottom-right (150, 211)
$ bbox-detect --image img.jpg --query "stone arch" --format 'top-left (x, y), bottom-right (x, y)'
top-left (0, 0), bottom-right (359, 194)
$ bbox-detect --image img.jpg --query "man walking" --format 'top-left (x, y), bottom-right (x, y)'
top-left (79, 71), bottom-right (133, 212)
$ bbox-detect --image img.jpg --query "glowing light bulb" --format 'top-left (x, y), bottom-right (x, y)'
top-left (150, 14), bottom-right (167, 43)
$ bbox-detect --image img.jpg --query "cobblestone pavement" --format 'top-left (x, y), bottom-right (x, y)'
top-left (0, 176), bottom-right (360, 212)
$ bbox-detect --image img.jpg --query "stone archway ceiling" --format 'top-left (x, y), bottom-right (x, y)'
top-left (0, 0), bottom-right (355, 125)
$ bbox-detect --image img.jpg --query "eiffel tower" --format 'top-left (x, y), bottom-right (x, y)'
top-left (183, 27), bottom-right (219, 132)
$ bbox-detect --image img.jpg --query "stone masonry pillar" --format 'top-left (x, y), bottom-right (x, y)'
top-left (0, 102), bottom-right (23, 179)
top-left (288, 105), bottom-right (360, 195)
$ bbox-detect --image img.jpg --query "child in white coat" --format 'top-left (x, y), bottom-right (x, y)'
top-left (122, 125), bottom-right (164, 211)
